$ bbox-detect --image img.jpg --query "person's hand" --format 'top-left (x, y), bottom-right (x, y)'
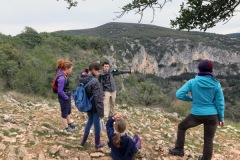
top-left (113, 112), bottom-right (123, 120)
top-left (219, 121), bottom-right (224, 127)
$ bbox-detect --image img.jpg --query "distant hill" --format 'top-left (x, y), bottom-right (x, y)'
top-left (226, 33), bottom-right (240, 38)
top-left (54, 22), bottom-right (240, 52)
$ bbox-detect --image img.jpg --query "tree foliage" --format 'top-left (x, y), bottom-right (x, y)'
top-left (61, 0), bottom-right (240, 31)
top-left (171, 0), bottom-right (240, 31)
top-left (0, 27), bottom-right (111, 97)
top-left (116, 73), bottom-right (166, 106)
top-left (19, 27), bottom-right (43, 49)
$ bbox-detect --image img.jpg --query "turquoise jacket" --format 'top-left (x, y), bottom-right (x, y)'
top-left (176, 75), bottom-right (225, 121)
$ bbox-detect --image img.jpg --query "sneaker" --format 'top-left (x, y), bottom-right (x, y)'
top-left (68, 122), bottom-right (77, 129)
top-left (169, 148), bottom-right (184, 157)
top-left (198, 155), bottom-right (202, 160)
top-left (65, 126), bottom-right (74, 133)
top-left (95, 142), bottom-right (104, 149)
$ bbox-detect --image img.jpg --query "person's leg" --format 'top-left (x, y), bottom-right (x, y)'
top-left (81, 112), bottom-right (93, 145)
top-left (175, 114), bottom-right (201, 149)
top-left (202, 115), bottom-right (218, 160)
top-left (84, 112), bottom-right (94, 135)
top-left (61, 118), bottom-right (68, 128)
top-left (93, 112), bottom-right (104, 148)
top-left (103, 91), bottom-right (111, 117)
top-left (65, 98), bottom-right (76, 128)
top-left (170, 114), bottom-right (202, 156)
top-left (109, 91), bottom-right (116, 117)
top-left (59, 97), bottom-right (73, 132)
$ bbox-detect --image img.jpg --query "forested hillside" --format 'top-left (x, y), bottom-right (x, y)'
top-left (1, 23), bottom-right (240, 122)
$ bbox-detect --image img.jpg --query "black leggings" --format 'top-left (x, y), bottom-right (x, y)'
top-left (175, 114), bottom-right (219, 160)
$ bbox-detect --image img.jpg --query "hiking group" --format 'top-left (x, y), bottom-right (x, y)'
top-left (54, 59), bottom-right (225, 160)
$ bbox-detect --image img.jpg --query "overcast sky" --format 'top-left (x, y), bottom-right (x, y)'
top-left (1, 0), bottom-right (240, 36)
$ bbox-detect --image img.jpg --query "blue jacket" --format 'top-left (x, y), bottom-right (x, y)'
top-left (106, 118), bottom-right (137, 160)
top-left (176, 75), bottom-right (225, 121)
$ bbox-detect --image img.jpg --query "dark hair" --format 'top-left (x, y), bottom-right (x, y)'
top-left (102, 61), bottom-right (110, 66)
top-left (112, 119), bottom-right (127, 148)
top-left (89, 62), bottom-right (102, 71)
top-left (56, 59), bottom-right (73, 70)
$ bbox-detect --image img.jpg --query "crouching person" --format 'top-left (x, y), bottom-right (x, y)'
top-left (106, 112), bottom-right (141, 160)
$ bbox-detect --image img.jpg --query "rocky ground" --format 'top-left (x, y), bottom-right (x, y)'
top-left (0, 92), bottom-right (240, 160)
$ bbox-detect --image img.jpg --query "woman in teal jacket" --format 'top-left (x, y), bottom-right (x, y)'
top-left (169, 60), bottom-right (225, 160)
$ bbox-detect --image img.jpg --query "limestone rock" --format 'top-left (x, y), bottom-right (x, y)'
top-left (90, 152), bottom-right (105, 158)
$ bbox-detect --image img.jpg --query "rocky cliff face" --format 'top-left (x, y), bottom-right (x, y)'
top-left (54, 22), bottom-right (240, 78)
top-left (132, 44), bottom-right (240, 78)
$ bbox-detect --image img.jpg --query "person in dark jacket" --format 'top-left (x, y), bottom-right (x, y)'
top-left (169, 59), bottom-right (225, 160)
top-left (99, 62), bottom-right (131, 117)
top-left (80, 62), bottom-right (105, 148)
top-left (106, 112), bottom-right (141, 160)
top-left (56, 59), bottom-right (76, 133)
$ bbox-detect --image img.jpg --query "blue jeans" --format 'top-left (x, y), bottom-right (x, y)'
top-left (84, 111), bottom-right (100, 137)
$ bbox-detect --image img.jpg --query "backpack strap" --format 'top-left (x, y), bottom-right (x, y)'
top-left (84, 78), bottom-right (95, 101)
top-left (84, 78), bottom-right (95, 88)
top-left (56, 74), bottom-right (67, 84)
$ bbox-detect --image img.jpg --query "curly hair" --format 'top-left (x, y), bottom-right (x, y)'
top-left (56, 59), bottom-right (73, 70)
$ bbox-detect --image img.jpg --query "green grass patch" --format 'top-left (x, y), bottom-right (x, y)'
top-left (25, 140), bottom-right (35, 147)
top-left (34, 130), bottom-right (48, 137)
top-left (3, 130), bottom-right (10, 137)
top-left (9, 128), bottom-right (20, 133)
top-left (15, 147), bottom-right (20, 154)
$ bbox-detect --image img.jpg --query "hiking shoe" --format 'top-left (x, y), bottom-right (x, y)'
top-left (65, 126), bottom-right (74, 133)
top-left (169, 148), bottom-right (184, 157)
top-left (95, 142), bottom-right (104, 149)
top-left (198, 155), bottom-right (203, 160)
top-left (68, 122), bottom-right (77, 129)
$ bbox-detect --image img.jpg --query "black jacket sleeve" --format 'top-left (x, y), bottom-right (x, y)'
top-left (111, 69), bottom-right (131, 76)
top-left (91, 79), bottom-right (104, 118)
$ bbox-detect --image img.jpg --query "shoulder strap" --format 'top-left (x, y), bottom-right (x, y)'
top-left (56, 73), bottom-right (63, 78)
top-left (56, 74), bottom-right (66, 83)
top-left (84, 78), bottom-right (95, 88)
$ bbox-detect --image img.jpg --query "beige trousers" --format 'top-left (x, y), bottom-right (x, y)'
top-left (103, 91), bottom-right (116, 117)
